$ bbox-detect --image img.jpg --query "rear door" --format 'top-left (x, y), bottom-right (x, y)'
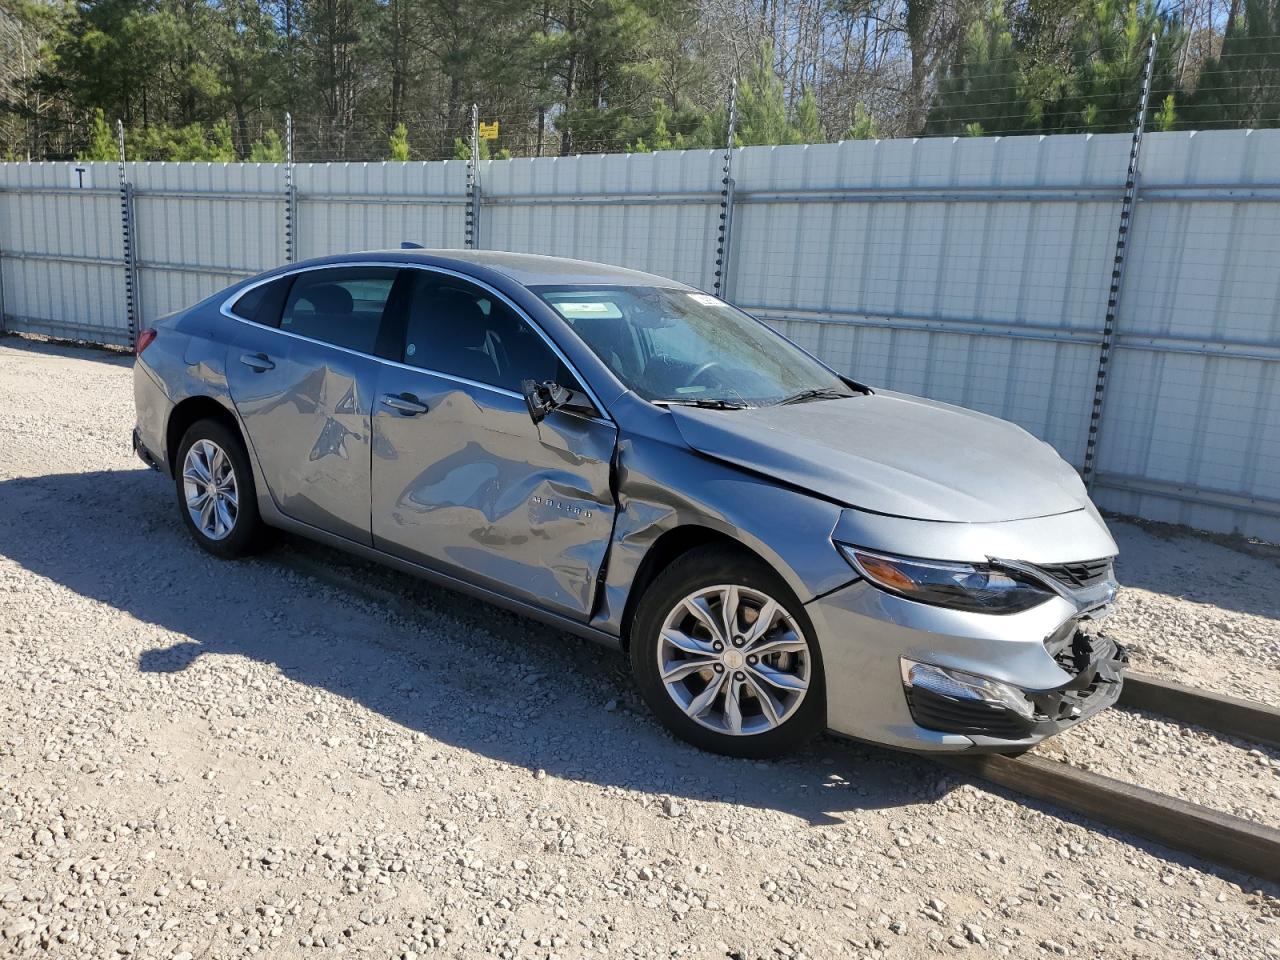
top-left (225, 265), bottom-right (403, 545)
top-left (370, 269), bottom-right (618, 620)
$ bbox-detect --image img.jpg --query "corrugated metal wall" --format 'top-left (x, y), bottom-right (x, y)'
top-left (0, 162), bottom-right (127, 345)
top-left (1091, 130), bottom-right (1280, 540)
top-left (1, 132), bottom-right (1277, 540)
top-left (132, 163), bottom-right (284, 325)
top-left (293, 161), bottom-right (465, 260)
top-left (481, 150), bottom-right (723, 289)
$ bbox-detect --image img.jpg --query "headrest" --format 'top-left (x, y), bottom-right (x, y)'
top-left (301, 283), bottom-right (354, 315)
top-left (427, 290), bottom-right (487, 349)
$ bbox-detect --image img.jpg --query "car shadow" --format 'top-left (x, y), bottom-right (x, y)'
top-left (1, 466), bottom-right (951, 825)
top-left (3, 466), bottom-right (1269, 882)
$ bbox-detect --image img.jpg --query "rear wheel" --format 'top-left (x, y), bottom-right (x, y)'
top-left (173, 418), bottom-right (264, 558)
top-left (630, 545), bottom-right (825, 758)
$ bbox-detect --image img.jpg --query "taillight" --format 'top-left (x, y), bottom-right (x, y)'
top-left (134, 328), bottom-right (157, 356)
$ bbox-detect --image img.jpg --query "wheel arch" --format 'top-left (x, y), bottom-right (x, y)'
top-left (165, 395), bottom-right (243, 473)
top-left (618, 524), bottom-right (777, 652)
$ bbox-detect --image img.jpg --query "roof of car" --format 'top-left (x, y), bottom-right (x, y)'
top-left (366, 249), bottom-right (691, 289)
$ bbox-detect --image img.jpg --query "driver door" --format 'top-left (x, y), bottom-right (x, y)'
top-left (370, 271), bottom-right (618, 620)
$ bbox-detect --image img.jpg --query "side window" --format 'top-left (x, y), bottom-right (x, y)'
top-left (401, 274), bottom-right (575, 393)
top-left (279, 267), bottom-right (399, 355)
top-left (231, 276), bottom-right (292, 326)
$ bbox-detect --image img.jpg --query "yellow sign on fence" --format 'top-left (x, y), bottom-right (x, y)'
top-left (478, 121), bottom-right (499, 140)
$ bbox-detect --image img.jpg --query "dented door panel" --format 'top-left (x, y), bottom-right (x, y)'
top-left (226, 322), bottom-right (378, 545)
top-left (371, 368), bottom-right (617, 620)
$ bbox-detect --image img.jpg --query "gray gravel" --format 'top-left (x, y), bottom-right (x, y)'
top-left (1108, 522), bottom-right (1280, 706)
top-left (1, 336), bottom-right (1278, 960)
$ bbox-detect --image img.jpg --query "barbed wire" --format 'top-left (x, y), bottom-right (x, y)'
top-left (4, 67), bottom-right (1278, 161)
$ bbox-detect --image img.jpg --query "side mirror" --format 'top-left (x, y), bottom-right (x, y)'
top-left (521, 379), bottom-right (597, 423)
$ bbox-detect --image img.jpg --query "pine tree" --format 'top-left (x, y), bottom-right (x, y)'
top-left (388, 122), bottom-right (409, 160)
top-left (79, 109), bottom-right (118, 161)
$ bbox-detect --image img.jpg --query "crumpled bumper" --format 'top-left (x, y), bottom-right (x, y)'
top-left (805, 577), bottom-right (1126, 753)
top-left (904, 631), bottom-right (1128, 740)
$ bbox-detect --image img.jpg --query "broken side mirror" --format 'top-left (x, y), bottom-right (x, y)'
top-left (521, 379), bottom-right (597, 423)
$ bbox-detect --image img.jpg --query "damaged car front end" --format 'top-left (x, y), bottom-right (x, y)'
top-left (808, 508), bottom-right (1126, 752)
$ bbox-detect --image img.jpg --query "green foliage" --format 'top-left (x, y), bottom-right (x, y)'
top-left (842, 104), bottom-right (880, 141)
top-left (928, 0), bottom-right (1185, 136)
top-left (247, 130), bottom-right (285, 162)
top-left (6, 0), bottom-right (1278, 161)
top-left (1183, 0), bottom-right (1280, 128)
top-left (388, 123), bottom-right (410, 160)
top-left (735, 43), bottom-right (799, 145)
top-left (730, 43), bottom-right (830, 146)
top-left (453, 135), bottom-right (505, 161)
top-left (928, 5), bottom-right (1026, 136)
top-left (131, 121), bottom-right (237, 161)
top-left (79, 109), bottom-right (118, 161)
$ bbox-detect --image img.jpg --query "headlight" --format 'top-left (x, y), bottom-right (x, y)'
top-left (837, 545), bottom-right (1054, 614)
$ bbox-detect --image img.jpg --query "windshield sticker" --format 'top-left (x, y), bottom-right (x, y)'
top-left (687, 293), bottom-right (722, 307)
top-left (552, 301), bottom-right (623, 319)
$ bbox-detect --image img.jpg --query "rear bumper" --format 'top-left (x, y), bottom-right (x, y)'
top-left (132, 426), bottom-right (166, 474)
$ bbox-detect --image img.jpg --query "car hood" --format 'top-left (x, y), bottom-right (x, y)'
top-left (667, 390), bottom-right (1091, 523)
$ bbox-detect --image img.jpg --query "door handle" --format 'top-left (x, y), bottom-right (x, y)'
top-left (240, 352), bottom-right (275, 372)
top-left (380, 393), bottom-right (429, 416)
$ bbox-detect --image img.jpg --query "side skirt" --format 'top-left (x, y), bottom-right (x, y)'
top-left (259, 501), bottom-right (623, 652)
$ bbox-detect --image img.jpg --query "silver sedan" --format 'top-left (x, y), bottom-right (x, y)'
top-left (132, 249), bottom-right (1126, 757)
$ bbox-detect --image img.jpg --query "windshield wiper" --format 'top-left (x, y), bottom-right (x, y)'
top-left (658, 397), bottom-right (750, 410)
top-left (776, 387), bottom-right (858, 406)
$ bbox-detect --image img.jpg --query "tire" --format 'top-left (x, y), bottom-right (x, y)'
top-left (173, 418), bottom-right (265, 559)
top-left (630, 544), bottom-right (826, 758)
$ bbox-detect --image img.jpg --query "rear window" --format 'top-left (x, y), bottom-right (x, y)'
top-left (231, 276), bottom-right (292, 326)
top-left (279, 267), bottom-right (400, 355)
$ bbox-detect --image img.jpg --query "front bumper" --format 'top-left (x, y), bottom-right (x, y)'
top-left (806, 578), bottom-right (1125, 753)
top-left (903, 630), bottom-right (1127, 740)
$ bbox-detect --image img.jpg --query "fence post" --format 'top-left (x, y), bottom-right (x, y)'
top-left (0, 172), bottom-right (7, 334)
top-left (1082, 33), bottom-right (1156, 489)
top-left (713, 80), bottom-right (739, 299)
top-left (117, 120), bottom-right (141, 349)
top-left (465, 104), bottom-right (481, 249)
top-left (285, 112), bottom-right (297, 263)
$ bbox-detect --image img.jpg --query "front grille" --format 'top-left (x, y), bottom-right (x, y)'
top-left (1036, 557), bottom-right (1113, 589)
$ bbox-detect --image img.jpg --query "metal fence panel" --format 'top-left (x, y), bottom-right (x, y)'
top-left (479, 150), bottom-right (723, 289)
top-left (293, 162), bottom-right (466, 261)
top-left (1091, 129), bottom-right (1280, 542)
top-left (131, 162), bottom-right (285, 325)
top-left (0, 162), bottom-right (127, 345)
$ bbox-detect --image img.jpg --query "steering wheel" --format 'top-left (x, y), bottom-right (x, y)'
top-left (687, 361), bottom-right (724, 387)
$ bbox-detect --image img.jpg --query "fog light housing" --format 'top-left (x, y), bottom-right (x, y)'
top-left (900, 659), bottom-right (1036, 721)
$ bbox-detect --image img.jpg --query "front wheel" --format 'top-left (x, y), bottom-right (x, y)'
top-left (630, 545), bottom-right (826, 758)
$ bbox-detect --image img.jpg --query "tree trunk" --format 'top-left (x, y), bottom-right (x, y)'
top-left (1225, 0), bottom-right (1241, 38)
top-left (234, 98), bottom-right (249, 159)
top-left (560, 0), bottom-right (577, 156)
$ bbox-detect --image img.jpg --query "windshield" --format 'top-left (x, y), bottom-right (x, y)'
top-left (533, 285), bottom-right (850, 406)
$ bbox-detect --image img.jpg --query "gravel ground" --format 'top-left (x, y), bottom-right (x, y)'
top-left (1, 335), bottom-right (1278, 960)
top-left (1105, 523), bottom-right (1280, 706)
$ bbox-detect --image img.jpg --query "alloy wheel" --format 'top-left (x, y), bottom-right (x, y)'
top-left (182, 439), bottom-right (239, 541)
top-left (657, 584), bottom-right (811, 736)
